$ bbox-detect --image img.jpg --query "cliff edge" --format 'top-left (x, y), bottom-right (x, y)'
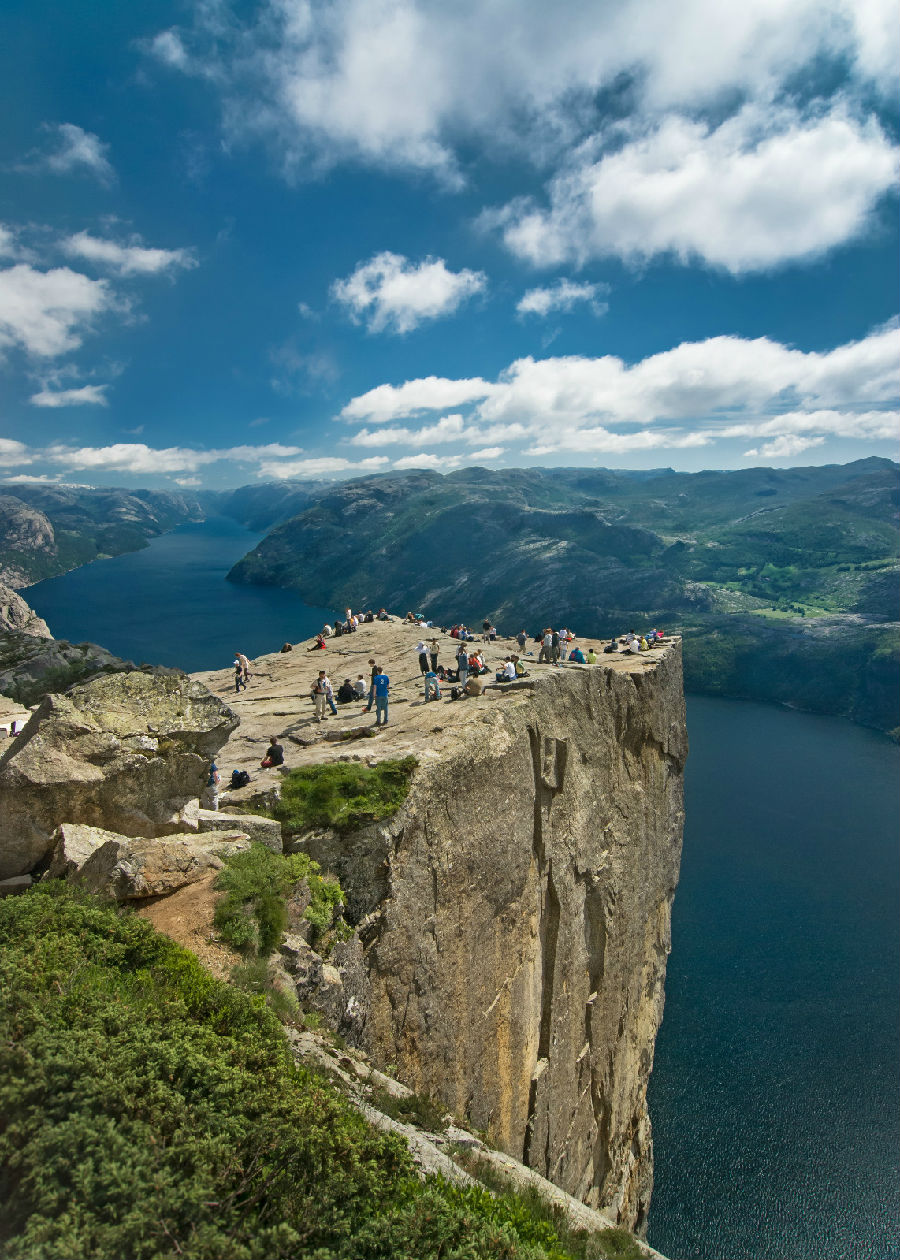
top-left (196, 623), bottom-right (687, 1232)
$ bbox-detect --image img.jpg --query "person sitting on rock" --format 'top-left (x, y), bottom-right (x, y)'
top-left (604, 638), bottom-right (618, 654)
top-left (337, 678), bottom-right (357, 704)
top-left (495, 658), bottom-right (516, 682)
top-left (353, 674), bottom-right (367, 697)
top-left (260, 736), bottom-right (284, 768)
top-left (321, 624), bottom-right (333, 638)
top-left (568, 645), bottom-right (587, 664)
top-left (308, 633), bottom-right (327, 651)
top-left (586, 647), bottom-right (597, 664)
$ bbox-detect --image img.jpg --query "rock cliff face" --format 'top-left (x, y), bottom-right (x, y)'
top-left (284, 643), bottom-right (686, 1232)
top-left (0, 583), bottom-right (52, 637)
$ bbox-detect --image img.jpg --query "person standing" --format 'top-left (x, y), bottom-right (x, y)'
top-left (372, 667), bottom-right (390, 727)
top-left (364, 658), bottom-right (378, 712)
top-left (204, 762), bottom-right (220, 810)
top-left (516, 629), bottom-right (527, 650)
top-left (415, 640), bottom-right (429, 675)
top-left (312, 672), bottom-right (328, 721)
top-left (429, 637), bottom-right (440, 672)
top-left (456, 644), bottom-right (469, 686)
top-left (233, 658), bottom-right (247, 692)
top-left (539, 629), bottom-right (553, 663)
top-left (235, 651), bottom-right (251, 685)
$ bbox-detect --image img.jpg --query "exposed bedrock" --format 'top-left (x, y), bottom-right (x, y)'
top-left (301, 645), bottom-right (687, 1233)
top-left (0, 671), bottom-right (238, 880)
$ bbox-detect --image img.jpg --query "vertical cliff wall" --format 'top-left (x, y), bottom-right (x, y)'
top-left (298, 643), bottom-right (687, 1233)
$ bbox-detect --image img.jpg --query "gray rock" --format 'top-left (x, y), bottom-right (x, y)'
top-left (0, 671), bottom-right (239, 879)
top-left (0, 584), bottom-right (51, 638)
top-left (47, 822), bottom-right (119, 878)
top-left (197, 808), bottom-right (282, 851)
top-left (76, 830), bottom-right (251, 899)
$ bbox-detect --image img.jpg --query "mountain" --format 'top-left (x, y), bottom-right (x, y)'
top-left (227, 460), bottom-right (900, 733)
top-left (0, 485), bottom-right (209, 587)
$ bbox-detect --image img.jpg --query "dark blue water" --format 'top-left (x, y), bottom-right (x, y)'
top-left (24, 520), bottom-right (900, 1259)
top-left (648, 696), bottom-right (900, 1260)
top-left (26, 517), bottom-right (332, 673)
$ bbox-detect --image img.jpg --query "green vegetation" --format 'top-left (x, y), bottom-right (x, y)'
top-left (213, 844), bottom-right (345, 955)
top-left (370, 1085), bottom-right (449, 1133)
top-left (269, 756), bottom-right (417, 834)
top-left (0, 885), bottom-right (638, 1260)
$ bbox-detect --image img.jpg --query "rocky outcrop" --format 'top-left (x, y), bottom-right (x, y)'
top-left (290, 644), bottom-right (687, 1234)
top-left (0, 584), bottom-right (51, 638)
top-left (0, 630), bottom-right (136, 709)
top-left (75, 829), bottom-right (251, 899)
top-left (0, 496), bottom-right (56, 587)
top-left (0, 671), bottom-right (238, 879)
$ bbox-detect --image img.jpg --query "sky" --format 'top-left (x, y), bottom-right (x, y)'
top-left (0, 0), bottom-right (898, 490)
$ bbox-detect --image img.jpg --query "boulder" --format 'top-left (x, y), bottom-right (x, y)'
top-left (47, 822), bottom-right (118, 878)
top-left (76, 830), bottom-right (251, 900)
top-left (197, 808), bottom-right (282, 851)
top-left (0, 584), bottom-right (51, 638)
top-left (0, 670), bottom-right (239, 880)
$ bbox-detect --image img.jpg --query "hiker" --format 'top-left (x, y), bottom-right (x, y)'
top-left (514, 655), bottom-right (529, 677)
top-left (311, 670), bottom-right (338, 720)
top-left (337, 678), bottom-right (357, 704)
top-left (204, 762), bottom-right (220, 811)
top-left (308, 633), bottom-right (326, 651)
top-left (586, 647), bottom-right (597, 664)
top-left (429, 638), bottom-right (440, 671)
top-left (456, 644), bottom-right (469, 687)
top-left (353, 675), bottom-right (367, 698)
top-left (364, 658), bottom-right (378, 712)
top-left (496, 658), bottom-right (516, 682)
top-left (516, 629), bottom-right (527, 650)
top-left (233, 658), bottom-right (247, 693)
top-left (235, 651), bottom-right (251, 685)
top-left (260, 736), bottom-right (284, 768)
top-left (424, 669), bottom-right (441, 701)
top-left (415, 640), bottom-right (429, 674)
top-left (568, 645), bottom-right (586, 664)
top-left (372, 666), bottom-right (390, 727)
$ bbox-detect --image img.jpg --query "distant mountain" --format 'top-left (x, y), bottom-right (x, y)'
top-left (0, 485), bottom-right (209, 587)
top-left (227, 460), bottom-right (899, 733)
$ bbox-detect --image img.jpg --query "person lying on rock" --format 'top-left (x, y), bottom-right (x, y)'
top-left (260, 736), bottom-right (284, 768)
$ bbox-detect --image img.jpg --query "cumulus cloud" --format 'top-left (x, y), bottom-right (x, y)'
top-left (468, 447), bottom-right (505, 460)
top-left (494, 105), bottom-right (899, 273)
top-left (340, 375), bottom-right (493, 423)
top-left (0, 439), bottom-right (32, 468)
top-left (254, 455), bottom-right (390, 479)
top-left (28, 123), bottom-right (115, 184)
top-left (336, 323), bottom-right (899, 461)
top-left (332, 252), bottom-right (486, 333)
top-left (150, 0), bottom-right (898, 186)
top-left (744, 435), bottom-right (826, 458)
top-left (29, 384), bottom-right (109, 407)
top-left (0, 264), bottom-right (115, 357)
top-left (517, 279), bottom-right (608, 317)
top-left (63, 232), bottom-right (197, 277)
top-left (392, 453), bottom-right (458, 470)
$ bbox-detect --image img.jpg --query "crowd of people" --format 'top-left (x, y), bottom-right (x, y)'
top-left (220, 612), bottom-right (669, 790)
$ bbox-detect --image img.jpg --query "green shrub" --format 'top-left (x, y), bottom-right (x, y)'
top-left (0, 884), bottom-right (610, 1259)
top-left (271, 756), bottom-right (417, 834)
top-left (213, 844), bottom-right (344, 957)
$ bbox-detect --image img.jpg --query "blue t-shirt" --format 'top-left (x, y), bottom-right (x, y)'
top-left (373, 672), bottom-right (389, 697)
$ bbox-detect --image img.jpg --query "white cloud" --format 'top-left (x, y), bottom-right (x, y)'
top-left (744, 435), bottom-right (826, 458)
top-left (332, 252), bottom-right (485, 333)
top-left (495, 105), bottom-right (898, 273)
top-left (154, 0), bottom-right (899, 185)
top-left (0, 439), bottom-right (32, 468)
top-left (517, 279), bottom-right (607, 317)
top-left (0, 264), bottom-right (114, 357)
top-left (35, 124), bottom-right (115, 184)
top-left (468, 447), bottom-right (505, 460)
top-left (174, 476), bottom-right (202, 486)
top-left (255, 455), bottom-right (390, 479)
top-left (340, 375), bottom-right (493, 423)
top-left (392, 453), bottom-right (458, 470)
top-left (63, 232), bottom-right (197, 277)
top-left (29, 384), bottom-right (109, 407)
top-left (336, 323), bottom-right (900, 460)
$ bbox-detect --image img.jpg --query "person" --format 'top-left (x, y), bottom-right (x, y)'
top-left (233, 658), bottom-right (247, 693)
top-left (321, 624), bottom-right (333, 638)
top-left (604, 638), bottom-right (618, 654)
top-left (639, 635), bottom-right (649, 651)
top-left (364, 658), bottom-right (378, 712)
top-left (539, 629), bottom-right (553, 663)
top-left (312, 670), bottom-right (338, 719)
top-left (235, 651), bottom-right (251, 685)
top-left (353, 674), bottom-right (367, 698)
top-left (456, 644), bottom-right (469, 687)
top-left (308, 633), bottom-right (326, 651)
top-left (260, 736), bottom-right (284, 768)
top-left (568, 645), bottom-right (586, 664)
top-left (429, 638), bottom-right (440, 672)
top-left (586, 647), bottom-right (597, 664)
top-left (516, 629), bottom-right (527, 650)
top-left (514, 655), bottom-right (528, 677)
top-left (496, 658), bottom-right (516, 682)
top-left (415, 640), bottom-right (429, 675)
top-left (465, 673), bottom-right (485, 697)
top-left (337, 678), bottom-right (356, 704)
top-left (372, 666), bottom-right (390, 726)
top-left (424, 668), bottom-right (441, 701)
top-left (558, 631), bottom-right (569, 662)
top-left (628, 636), bottom-right (643, 654)
top-left (378, 608), bottom-right (389, 621)
top-left (551, 629), bottom-right (561, 664)
top-left (204, 761), bottom-right (220, 811)
top-left (482, 617), bottom-right (491, 639)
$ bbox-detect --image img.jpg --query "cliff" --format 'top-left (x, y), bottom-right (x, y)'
top-left (196, 621), bottom-right (687, 1231)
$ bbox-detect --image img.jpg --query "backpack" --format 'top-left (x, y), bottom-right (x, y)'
top-left (231, 769), bottom-right (251, 789)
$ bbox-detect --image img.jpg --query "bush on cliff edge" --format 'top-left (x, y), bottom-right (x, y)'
top-left (0, 884), bottom-right (615, 1260)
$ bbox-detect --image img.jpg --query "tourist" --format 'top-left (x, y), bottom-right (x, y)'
top-left (456, 644), bottom-right (469, 686)
top-left (321, 624), bottom-right (333, 638)
top-left (204, 761), bottom-right (220, 811)
top-left (604, 638), bottom-right (618, 654)
top-left (372, 666), bottom-right (390, 726)
top-left (539, 629), bottom-right (553, 663)
top-left (260, 736), bottom-right (284, 768)
top-left (516, 629), bottom-right (527, 650)
top-left (354, 675), bottom-right (367, 698)
top-left (465, 673), bottom-right (485, 697)
top-left (424, 669), bottom-right (441, 701)
top-left (235, 651), bottom-right (251, 685)
top-left (514, 655), bottom-right (528, 677)
top-left (415, 640), bottom-right (429, 674)
top-left (308, 633), bottom-right (326, 651)
top-left (364, 658), bottom-right (378, 712)
top-left (586, 647), bottom-right (597, 664)
top-left (378, 608), bottom-right (389, 621)
top-left (568, 645), bottom-right (586, 664)
top-left (337, 678), bottom-right (357, 704)
top-left (429, 637), bottom-right (440, 672)
top-left (495, 658), bottom-right (516, 682)
top-left (233, 658), bottom-right (247, 693)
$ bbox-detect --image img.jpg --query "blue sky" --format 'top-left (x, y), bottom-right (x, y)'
top-left (0, 0), bottom-right (897, 489)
